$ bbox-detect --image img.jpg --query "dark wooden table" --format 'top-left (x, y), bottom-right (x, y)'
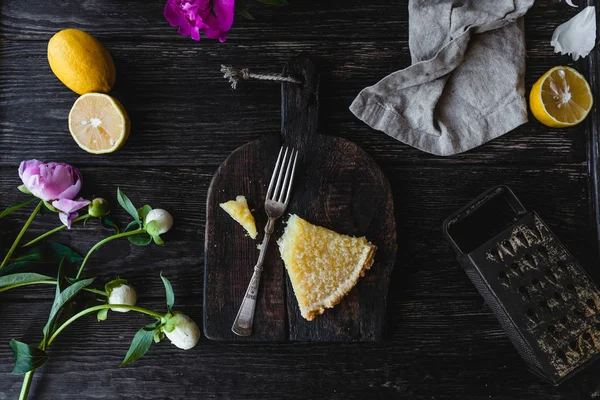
top-left (2, 1), bottom-right (600, 399)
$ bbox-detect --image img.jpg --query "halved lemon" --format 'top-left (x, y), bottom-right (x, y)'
top-left (68, 93), bottom-right (130, 154)
top-left (529, 66), bottom-right (593, 128)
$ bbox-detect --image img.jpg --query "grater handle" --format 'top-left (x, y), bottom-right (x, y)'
top-left (443, 185), bottom-right (527, 255)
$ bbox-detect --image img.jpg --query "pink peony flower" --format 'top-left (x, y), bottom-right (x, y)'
top-left (164, 0), bottom-right (235, 42)
top-left (18, 160), bottom-right (91, 228)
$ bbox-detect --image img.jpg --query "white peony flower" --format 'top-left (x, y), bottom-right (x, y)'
top-left (145, 209), bottom-right (174, 234)
top-left (164, 313), bottom-right (200, 350)
top-left (551, 6), bottom-right (596, 61)
top-left (108, 284), bottom-right (137, 312)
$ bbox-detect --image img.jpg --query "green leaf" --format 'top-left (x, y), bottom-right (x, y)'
top-left (101, 218), bottom-right (120, 234)
top-left (256, 0), bottom-right (288, 5)
top-left (160, 273), bottom-right (175, 312)
top-left (97, 308), bottom-right (108, 322)
top-left (0, 198), bottom-right (36, 219)
top-left (105, 278), bottom-right (128, 294)
top-left (124, 220), bottom-right (141, 232)
top-left (120, 323), bottom-right (158, 367)
top-left (43, 200), bottom-right (59, 213)
top-left (152, 235), bottom-right (164, 246)
top-left (145, 220), bottom-right (160, 237)
top-left (0, 243), bottom-right (82, 277)
top-left (17, 185), bottom-right (31, 195)
top-left (0, 273), bottom-right (53, 288)
top-left (42, 269), bottom-right (95, 346)
top-left (153, 329), bottom-right (164, 343)
top-left (236, 0), bottom-right (255, 19)
top-left (47, 243), bottom-right (83, 264)
top-left (117, 188), bottom-right (140, 223)
top-left (137, 205), bottom-right (152, 222)
top-left (128, 232), bottom-right (152, 246)
top-left (10, 340), bottom-right (48, 374)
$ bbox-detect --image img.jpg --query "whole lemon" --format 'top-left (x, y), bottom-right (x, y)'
top-left (48, 29), bottom-right (116, 95)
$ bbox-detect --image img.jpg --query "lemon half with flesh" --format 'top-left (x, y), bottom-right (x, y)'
top-left (68, 93), bottom-right (130, 154)
top-left (529, 66), bottom-right (593, 128)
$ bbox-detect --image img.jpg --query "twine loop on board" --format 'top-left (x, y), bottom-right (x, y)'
top-left (220, 65), bottom-right (302, 89)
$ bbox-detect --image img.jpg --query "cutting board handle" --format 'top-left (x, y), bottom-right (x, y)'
top-left (281, 55), bottom-right (320, 154)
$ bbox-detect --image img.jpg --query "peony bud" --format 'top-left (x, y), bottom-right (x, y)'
top-left (108, 284), bottom-right (137, 313)
top-left (145, 209), bottom-right (173, 234)
top-left (163, 313), bottom-right (200, 350)
top-left (88, 197), bottom-right (110, 218)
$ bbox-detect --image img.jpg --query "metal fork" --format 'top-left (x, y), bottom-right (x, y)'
top-left (231, 146), bottom-right (299, 336)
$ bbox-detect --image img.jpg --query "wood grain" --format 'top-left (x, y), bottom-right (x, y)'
top-left (0, 0), bottom-right (583, 41)
top-left (1, 0), bottom-right (599, 397)
top-left (3, 298), bottom-right (600, 399)
top-left (0, 39), bottom-right (589, 167)
top-left (0, 164), bottom-right (593, 303)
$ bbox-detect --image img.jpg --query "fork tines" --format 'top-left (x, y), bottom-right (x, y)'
top-left (266, 146), bottom-right (298, 206)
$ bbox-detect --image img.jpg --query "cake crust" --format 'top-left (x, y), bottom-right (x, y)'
top-left (278, 214), bottom-right (377, 321)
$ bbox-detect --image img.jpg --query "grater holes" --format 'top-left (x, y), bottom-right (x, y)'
top-left (568, 341), bottom-right (580, 354)
top-left (556, 349), bottom-right (567, 361)
top-left (556, 260), bottom-right (569, 273)
top-left (518, 286), bottom-right (530, 300)
top-left (587, 298), bottom-right (595, 307)
top-left (545, 269), bottom-right (558, 284)
top-left (554, 292), bottom-right (563, 302)
top-left (523, 253), bottom-right (538, 270)
top-left (510, 262), bottom-right (522, 276)
top-left (501, 239), bottom-right (515, 254)
top-left (538, 245), bottom-right (549, 258)
top-left (515, 231), bottom-right (529, 247)
top-left (526, 309), bottom-right (538, 322)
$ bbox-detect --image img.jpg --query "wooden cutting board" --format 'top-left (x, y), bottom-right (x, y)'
top-left (203, 56), bottom-right (397, 341)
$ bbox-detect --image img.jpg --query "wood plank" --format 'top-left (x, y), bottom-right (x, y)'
top-left (0, 164), bottom-right (594, 303)
top-left (2, 298), bottom-right (600, 399)
top-left (204, 138), bottom-right (288, 341)
top-left (0, 0), bottom-right (581, 41)
top-left (0, 39), bottom-right (588, 167)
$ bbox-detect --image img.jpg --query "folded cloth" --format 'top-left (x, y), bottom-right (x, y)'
top-left (350, 0), bottom-right (535, 156)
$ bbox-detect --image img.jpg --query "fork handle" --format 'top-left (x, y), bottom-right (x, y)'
top-left (231, 218), bottom-right (275, 336)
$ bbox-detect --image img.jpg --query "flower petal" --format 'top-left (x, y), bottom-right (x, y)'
top-left (58, 211), bottom-right (78, 229)
top-left (213, 0), bottom-right (235, 32)
top-left (52, 197), bottom-right (91, 214)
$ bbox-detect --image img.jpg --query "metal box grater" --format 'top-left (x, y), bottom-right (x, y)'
top-left (443, 185), bottom-right (600, 385)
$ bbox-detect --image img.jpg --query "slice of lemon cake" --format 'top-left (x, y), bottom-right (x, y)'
top-left (220, 196), bottom-right (258, 239)
top-left (278, 214), bottom-right (376, 320)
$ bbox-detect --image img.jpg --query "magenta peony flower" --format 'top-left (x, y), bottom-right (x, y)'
top-left (164, 0), bottom-right (235, 42)
top-left (18, 160), bottom-right (90, 228)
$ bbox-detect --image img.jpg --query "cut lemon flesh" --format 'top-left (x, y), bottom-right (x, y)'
top-left (530, 66), bottom-right (593, 128)
top-left (68, 93), bottom-right (130, 154)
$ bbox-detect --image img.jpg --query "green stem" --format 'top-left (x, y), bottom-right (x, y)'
top-left (22, 214), bottom-right (91, 248)
top-left (0, 201), bottom-right (43, 270)
top-left (19, 370), bottom-right (34, 400)
top-left (75, 228), bottom-right (145, 280)
top-left (0, 280), bottom-right (107, 295)
top-left (47, 304), bottom-right (164, 346)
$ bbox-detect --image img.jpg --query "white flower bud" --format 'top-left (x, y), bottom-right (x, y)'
top-left (145, 209), bottom-right (173, 234)
top-left (164, 313), bottom-right (200, 350)
top-left (108, 284), bottom-right (137, 312)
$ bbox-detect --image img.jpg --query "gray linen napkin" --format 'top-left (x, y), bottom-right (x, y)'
top-left (350, 0), bottom-right (535, 156)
